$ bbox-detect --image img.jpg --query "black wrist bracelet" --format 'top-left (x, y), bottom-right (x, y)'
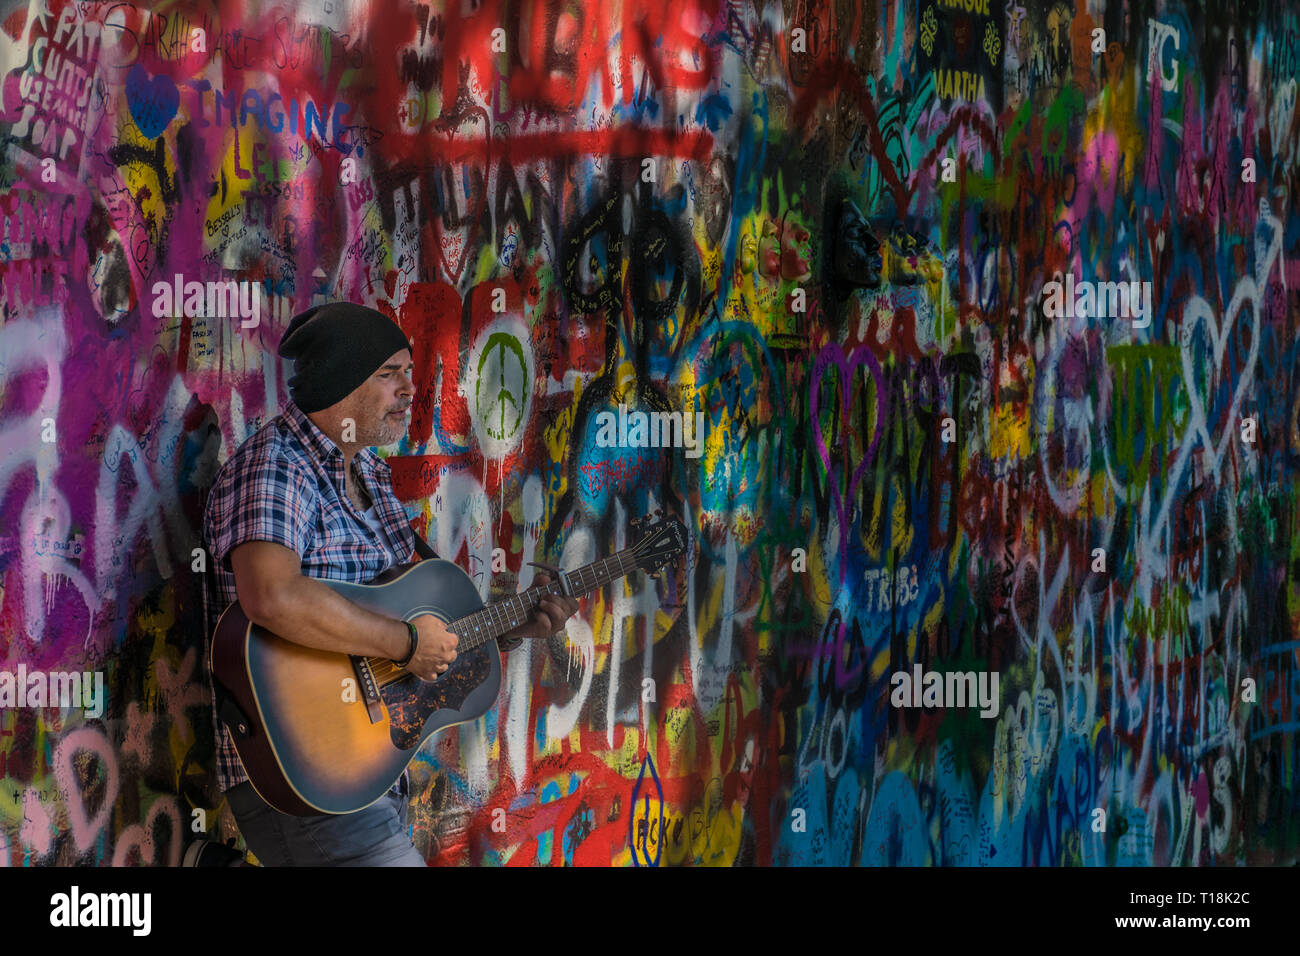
top-left (394, 619), bottom-right (419, 667)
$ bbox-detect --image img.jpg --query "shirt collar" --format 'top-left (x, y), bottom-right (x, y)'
top-left (283, 398), bottom-right (341, 464)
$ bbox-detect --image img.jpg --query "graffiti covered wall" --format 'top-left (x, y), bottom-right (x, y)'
top-left (1, 0), bottom-right (1297, 866)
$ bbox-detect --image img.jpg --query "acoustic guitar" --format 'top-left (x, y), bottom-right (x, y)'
top-left (211, 516), bottom-right (686, 815)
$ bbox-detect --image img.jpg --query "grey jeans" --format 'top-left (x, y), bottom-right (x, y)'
top-left (226, 772), bottom-right (425, 867)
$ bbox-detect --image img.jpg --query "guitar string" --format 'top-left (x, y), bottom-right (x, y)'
top-left (366, 553), bottom-right (632, 684)
top-left (365, 549), bottom-right (645, 684)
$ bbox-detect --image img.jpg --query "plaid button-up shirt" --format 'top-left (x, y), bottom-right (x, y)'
top-left (201, 398), bottom-right (419, 793)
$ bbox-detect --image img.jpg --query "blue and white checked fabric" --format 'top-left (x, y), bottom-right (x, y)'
top-left (202, 399), bottom-right (418, 793)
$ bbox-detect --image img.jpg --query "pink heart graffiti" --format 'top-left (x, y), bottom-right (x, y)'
top-left (810, 343), bottom-right (887, 572)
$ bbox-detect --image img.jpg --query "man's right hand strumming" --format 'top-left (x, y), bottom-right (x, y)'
top-left (401, 613), bottom-right (458, 681)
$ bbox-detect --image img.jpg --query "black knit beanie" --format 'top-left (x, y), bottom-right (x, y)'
top-left (277, 302), bottom-right (413, 413)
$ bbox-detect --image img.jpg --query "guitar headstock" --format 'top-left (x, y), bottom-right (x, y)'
top-left (630, 511), bottom-right (687, 576)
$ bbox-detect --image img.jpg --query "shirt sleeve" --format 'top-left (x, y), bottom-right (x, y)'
top-left (204, 448), bottom-right (317, 573)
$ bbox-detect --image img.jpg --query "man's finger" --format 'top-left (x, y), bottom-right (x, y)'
top-left (551, 601), bottom-right (576, 621)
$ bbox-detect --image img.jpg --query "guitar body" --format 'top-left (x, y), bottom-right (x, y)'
top-left (211, 559), bottom-right (500, 815)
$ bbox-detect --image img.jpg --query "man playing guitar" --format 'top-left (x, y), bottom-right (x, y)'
top-left (201, 301), bottom-right (579, 866)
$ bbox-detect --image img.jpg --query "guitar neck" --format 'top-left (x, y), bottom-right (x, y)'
top-left (451, 549), bottom-right (641, 650)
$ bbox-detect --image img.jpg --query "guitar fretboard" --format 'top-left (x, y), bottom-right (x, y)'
top-left (451, 549), bottom-right (639, 651)
top-left (362, 517), bottom-right (683, 685)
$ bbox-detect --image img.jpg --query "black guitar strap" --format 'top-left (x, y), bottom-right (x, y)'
top-left (410, 527), bottom-right (440, 561)
top-left (214, 682), bottom-right (252, 740)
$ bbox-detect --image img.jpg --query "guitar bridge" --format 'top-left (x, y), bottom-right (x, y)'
top-left (352, 656), bottom-right (384, 724)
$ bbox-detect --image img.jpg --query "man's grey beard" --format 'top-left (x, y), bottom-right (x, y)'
top-left (378, 422), bottom-right (406, 446)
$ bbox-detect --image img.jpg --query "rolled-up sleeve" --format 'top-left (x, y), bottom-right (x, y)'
top-left (204, 447), bottom-right (317, 573)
